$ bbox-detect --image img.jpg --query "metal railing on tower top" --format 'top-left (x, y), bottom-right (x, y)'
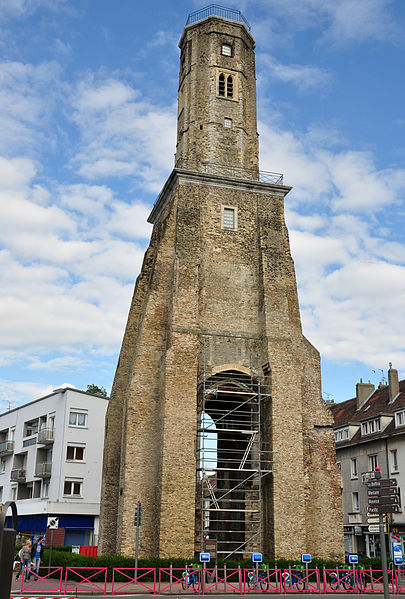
top-left (186, 5), bottom-right (251, 31)
top-left (175, 158), bottom-right (284, 185)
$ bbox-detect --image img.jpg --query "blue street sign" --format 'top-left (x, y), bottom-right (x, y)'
top-left (199, 552), bottom-right (210, 562)
top-left (348, 554), bottom-right (359, 564)
top-left (252, 553), bottom-right (263, 563)
top-left (394, 556), bottom-right (404, 565)
top-left (301, 554), bottom-right (312, 563)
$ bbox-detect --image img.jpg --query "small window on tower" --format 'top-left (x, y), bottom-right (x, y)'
top-left (227, 75), bottom-right (233, 98)
top-left (218, 73), bottom-right (225, 96)
top-left (221, 44), bottom-right (232, 56)
top-left (222, 206), bottom-right (237, 230)
top-left (224, 118), bottom-right (232, 129)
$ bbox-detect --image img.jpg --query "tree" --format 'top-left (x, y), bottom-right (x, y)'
top-left (86, 384), bottom-right (107, 397)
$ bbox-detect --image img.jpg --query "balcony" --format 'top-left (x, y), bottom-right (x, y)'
top-left (35, 462), bottom-right (52, 478)
top-left (10, 468), bottom-right (26, 482)
top-left (0, 440), bottom-right (14, 456)
top-left (37, 427), bottom-right (54, 444)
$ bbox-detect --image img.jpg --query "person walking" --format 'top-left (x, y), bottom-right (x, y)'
top-left (31, 536), bottom-right (44, 580)
top-left (15, 539), bottom-right (32, 582)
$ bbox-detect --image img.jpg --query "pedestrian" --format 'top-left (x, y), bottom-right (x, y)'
top-left (15, 539), bottom-right (32, 582)
top-left (31, 536), bottom-right (44, 580)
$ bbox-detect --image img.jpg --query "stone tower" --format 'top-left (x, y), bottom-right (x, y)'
top-left (99, 6), bottom-right (343, 560)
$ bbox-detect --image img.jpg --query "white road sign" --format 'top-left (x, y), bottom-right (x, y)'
top-left (47, 516), bottom-right (59, 529)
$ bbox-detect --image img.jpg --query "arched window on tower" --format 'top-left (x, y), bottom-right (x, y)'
top-left (218, 73), bottom-right (225, 96)
top-left (227, 75), bottom-right (233, 98)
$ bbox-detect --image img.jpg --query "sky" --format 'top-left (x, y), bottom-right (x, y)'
top-left (0, 0), bottom-right (404, 411)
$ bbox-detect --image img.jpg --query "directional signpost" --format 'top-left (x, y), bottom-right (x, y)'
top-left (365, 469), bottom-right (401, 599)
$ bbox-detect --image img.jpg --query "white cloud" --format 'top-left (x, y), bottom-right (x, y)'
top-left (71, 75), bottom-right (177, 190)
top-left (259, 54), bottom-right (332, 92)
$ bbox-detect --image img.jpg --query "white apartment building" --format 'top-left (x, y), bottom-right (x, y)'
top-left (0, 387), bottom-right (108, 546)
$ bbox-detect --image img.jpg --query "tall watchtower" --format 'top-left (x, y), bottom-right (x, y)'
top-left (99, 6), bottom-right (343, 560)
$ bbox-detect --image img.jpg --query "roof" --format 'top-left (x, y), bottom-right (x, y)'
top-left (330, 379), bottom-right (405, 446)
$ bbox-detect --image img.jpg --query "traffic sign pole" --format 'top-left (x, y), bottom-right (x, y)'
top-left (379, 513), bottom-right (390, 599)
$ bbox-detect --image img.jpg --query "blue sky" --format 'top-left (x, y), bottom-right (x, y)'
top-left (0, 0), bottom-right (404, 411)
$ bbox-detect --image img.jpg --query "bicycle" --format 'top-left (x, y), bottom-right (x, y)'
top-left (247, 564), bottom-right (270, 591)
top-left (282, 565), bottom-right (305, 590)
top-left (328, 568), bottom-right (357, 590)
top-left (181, 563), bottom-right (199, 590)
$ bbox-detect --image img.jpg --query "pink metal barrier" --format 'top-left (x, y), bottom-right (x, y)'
top-left (202, 568), bottom-right (242, 594)
top-left (158, 567), bottom-right (201, 594)
top-left (244, 568), bottom-right (282, 593)
top-left (323, 569), bottom-right (358, 593)
top-left (20, 565), bottom-right (63, 594)
top-left (283, 568), bottom-right (321, 593)
top-left (360, 568), bottom-right (394, 594)
top-left (112, 567), bottom-right (156, 594)
top-left (395, 569), bottom-right (405, 594)
top-left (64, 566), bottom-right (107, 595)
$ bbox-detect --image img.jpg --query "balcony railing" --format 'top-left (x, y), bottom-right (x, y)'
top-left (0, 440), bottom-right (14, 456)
top-left (37, 427), bottom-right (54, 444)
top-left (175, 159), bottom-right (284, 185)
top-left (10, 468), bottom-right (26, 482)
top-left (186, 5), bottom-right (251, 31)
top-left (35, 462), bottom-right (52, 478)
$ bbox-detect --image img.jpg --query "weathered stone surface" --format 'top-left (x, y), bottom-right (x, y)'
top-left (99, 14), bottom-right (343, 561)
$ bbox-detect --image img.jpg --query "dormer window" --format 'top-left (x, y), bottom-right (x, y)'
top-left (396, 410), bottom-right (405, 427)
top-left (362, 418), bottom-right (381, 435)
top-left (221, 44), bottom-right (232, 56)
top-left (334, 428), bottom-right (349, 441)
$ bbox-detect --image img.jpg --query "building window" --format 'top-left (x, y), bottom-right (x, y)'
top-left (337, 461), bottom-right (341, 470)
top-left (227, 75), bottom-right (233, 98)
top-left (0, 458), bottom-right (5, 473)
top-left (352, 492), bottom-right (359, 512)
top-left (0, 486), bottom-right (2, 501)
top-left (64, 479), bottom-right (83, 497)
top-left (222, 206), bottom-right (237, 230)
top-left (396, 410), bottom-right (405, 427)
top-left (11, 486), bottom-right (16, 500)
top-left (351, 458), bottom-right (358, 479)
top-left (66, 445), bottom-right (85, 461)
top-left (69, 411), bottom-right (87, 427)
top-left (221, 43), bottom-right (232, 56)
top-left (218, 73), bottom-right (225, 96)
top-left (369, 454), bottom-right (378, 471)
top-left (334, 428), bottom-right (349, 441)
top-left (24, 419), bottom-right (39, 436)
top-left (42, 480), bottom-right (50, 498)
top-left (391, 449), bottom-right (399, 472)
top-left (362, 418), bottom-right (381, 435)
top-left (224, 117), bottom-right (232, 128)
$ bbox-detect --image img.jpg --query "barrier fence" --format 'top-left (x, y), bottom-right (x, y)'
top-left (17, 566), bottom-right (405, 595)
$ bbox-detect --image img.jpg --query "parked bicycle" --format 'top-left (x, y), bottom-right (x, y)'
top-left (282, 565), bottom-right (306, 590)
top-left (328, 568), bottom-right (359, 590)
top-left (247, 564), bottom-right (270, 590)
top-left (181, 563), bottom-right (199, 590)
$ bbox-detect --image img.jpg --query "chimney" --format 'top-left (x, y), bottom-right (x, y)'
top-left (388, 362), bottom-right (399, 402)
top-left (356, 379), bottom-right (375, 409)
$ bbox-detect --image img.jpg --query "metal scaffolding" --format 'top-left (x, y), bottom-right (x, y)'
top-left (196, 369), bottom-right (273, 560)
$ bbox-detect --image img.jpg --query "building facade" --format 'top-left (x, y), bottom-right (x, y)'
top-left (0, 387), bottom-right (108, 545)
top-left (331, 365), bottom-right (405, 557)
top-left (99, 6), bottom-right (343, 561)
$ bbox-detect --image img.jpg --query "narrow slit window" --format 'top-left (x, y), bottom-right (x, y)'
top-left (218, 74), bottom-right (225, 96)
top-left (224, 118), bottom-right (232, 129)
top-left (227, 75), bottom-right (233, 98)
top-left (221, 44), bottom-right (232, 56)
top-left (223, 207), bottom-right (235, 230)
